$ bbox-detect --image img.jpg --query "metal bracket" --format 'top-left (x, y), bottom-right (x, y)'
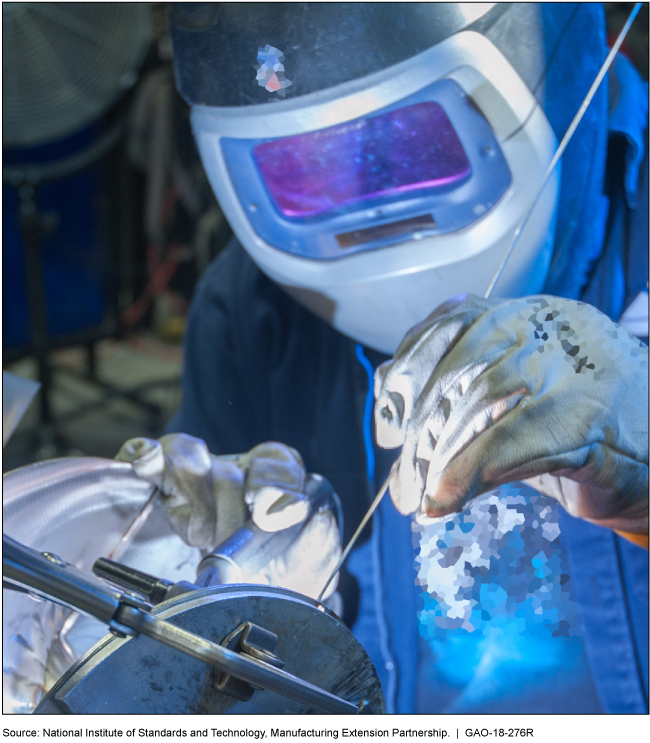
top-left (215, 622), bottom-right (284, 702)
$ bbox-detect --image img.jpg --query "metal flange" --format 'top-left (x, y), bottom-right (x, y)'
top-left (34, 584), bottom-right (385, 714)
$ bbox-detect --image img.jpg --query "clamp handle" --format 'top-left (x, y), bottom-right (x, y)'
top-left (93, 557), bottom-right (174, 605)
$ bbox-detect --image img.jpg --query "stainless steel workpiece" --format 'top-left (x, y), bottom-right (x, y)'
top-left (4, 467), bottom-right (382, 714)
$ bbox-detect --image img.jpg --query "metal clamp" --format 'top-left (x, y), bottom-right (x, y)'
top-left (3, 534), bottom-right (359, 714)
top-left (216, 622), bottom-right (284, 702)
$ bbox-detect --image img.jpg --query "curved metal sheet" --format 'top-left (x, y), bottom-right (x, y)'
top-left (3, 457), bottom-right (201, 714)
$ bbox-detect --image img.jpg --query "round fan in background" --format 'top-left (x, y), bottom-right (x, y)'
top-left (2, 2), bottom-right (151, 147)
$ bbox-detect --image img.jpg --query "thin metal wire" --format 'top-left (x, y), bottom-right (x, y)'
top-left (484, 1), bottom-right (642, 299)
top-left (108, 487), bottom-right (159, 561)
top-left (50, 487), bottom-right (160, 661)
top-left (319, 3), bottom-right (643, 602)
top-left (318, 461), bottom-right (399, 602)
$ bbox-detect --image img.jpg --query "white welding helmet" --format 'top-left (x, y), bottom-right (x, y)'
top-left (170, 3), bottom-right (559, 354)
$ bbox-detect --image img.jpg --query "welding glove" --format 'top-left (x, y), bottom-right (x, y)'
top-left (249, 507), bottom-right (342, 603)
top-left (374, 294), bottom-right (649, 537)
top-left (116, 434), bottom-right (313, 547)
top-left (115, 434), bottom-right (341, 599)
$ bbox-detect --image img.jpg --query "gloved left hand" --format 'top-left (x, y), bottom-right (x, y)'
top-left (115, 434), bottom-right (341, 600)
top-left (116, 434), bottom-right (313, 547)
top-left (374, 294), bottom-right (648, 537)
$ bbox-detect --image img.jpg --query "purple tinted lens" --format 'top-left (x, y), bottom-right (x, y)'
top-left (253, 101), bottom-right (471, 217)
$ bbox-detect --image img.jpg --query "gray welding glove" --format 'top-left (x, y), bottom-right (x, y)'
top-left (374, 294), bottom-right (649, 537)
top-left (250, 509), bottom-right (342, 601)
top-left (116, 434), bottom-right (342, 600)
top-left (115, 435), bottom-right (310, 549)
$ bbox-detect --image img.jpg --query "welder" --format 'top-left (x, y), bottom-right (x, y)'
top-left (120, 3), bottom-right (648, 714)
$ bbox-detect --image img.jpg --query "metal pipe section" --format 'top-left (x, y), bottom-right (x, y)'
top-left (197, 473), bottom-right (342, 588)
top-left (3, 534), bottom-right (122, 624)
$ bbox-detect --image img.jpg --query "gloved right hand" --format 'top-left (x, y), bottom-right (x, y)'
top-left (374, 294), bottom-right (649, 538)
top-left (116, 434), bottom-right (311, 549)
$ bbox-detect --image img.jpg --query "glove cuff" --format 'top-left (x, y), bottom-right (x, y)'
top-left (614, 530), bottom-right (649, 550)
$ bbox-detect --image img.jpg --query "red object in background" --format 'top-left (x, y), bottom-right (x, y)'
top-left (120, 185), bottom-right (188, 329)
top-left (606, 32), bottom-right (633, 62)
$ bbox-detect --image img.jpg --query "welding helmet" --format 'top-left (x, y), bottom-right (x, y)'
top-left (170, 3), bottom-right (560, 354)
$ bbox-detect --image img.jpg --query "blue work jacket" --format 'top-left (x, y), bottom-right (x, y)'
top-left (168, 4), bottom-right (648, 714)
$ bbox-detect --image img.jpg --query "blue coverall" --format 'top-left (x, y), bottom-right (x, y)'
top-left (169, 4), bottom-right (648, 714)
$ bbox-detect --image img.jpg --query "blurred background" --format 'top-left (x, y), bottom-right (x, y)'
top-left (2, 2), bottom-right (648, 473)
top-left (2, 2), bottom-right (233, 470)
